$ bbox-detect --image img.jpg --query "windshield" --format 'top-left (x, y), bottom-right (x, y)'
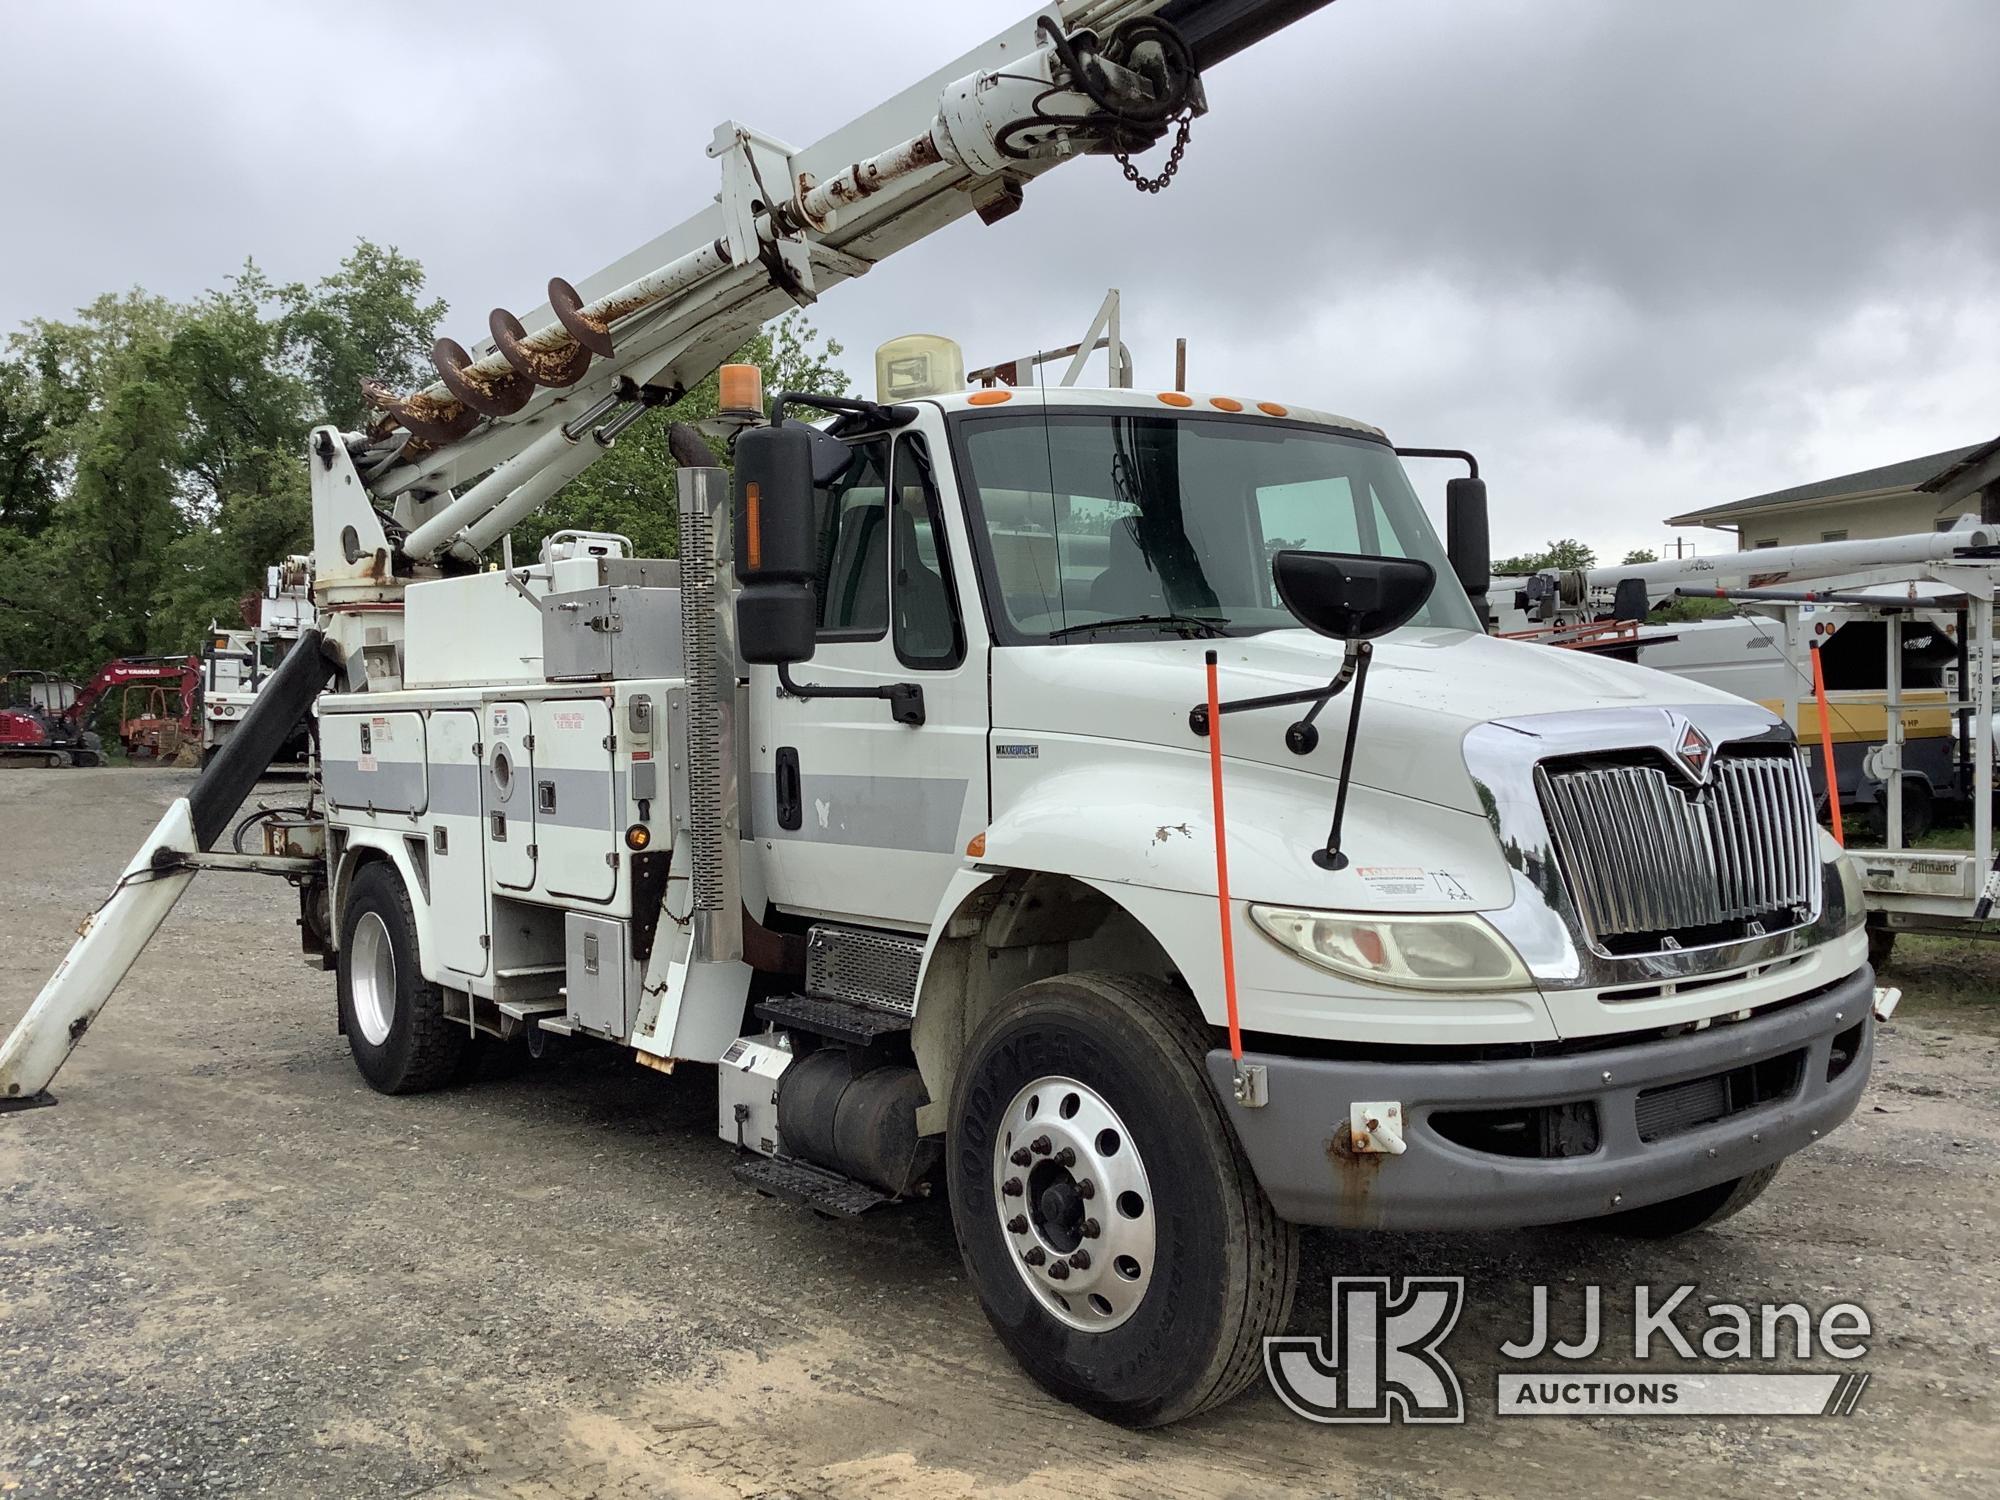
top-left (951, 410), bottom-right (1480, 642)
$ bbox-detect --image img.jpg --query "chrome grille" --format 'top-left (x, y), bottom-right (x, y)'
top-left (1536, 750), bottom-right (1819, 947)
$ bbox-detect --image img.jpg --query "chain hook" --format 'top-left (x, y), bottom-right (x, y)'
top-left (1115, 110), bottom-right (1194, 194)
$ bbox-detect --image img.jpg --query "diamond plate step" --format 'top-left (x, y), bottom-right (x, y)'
top-left (755, 993), bottom-right (912, 1046)
top-left (731, 1154), bottom-right (887, 1216)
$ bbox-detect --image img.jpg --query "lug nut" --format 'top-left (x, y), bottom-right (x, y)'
top-left (1053, 1146), bottom-right (1076, 1168)
top-left (1047, 1260), bottom-right (1070, 1281)
top-left (1002, 1177), bottom-right (1024, 1197)
top-left (1023, 1246), bottom-right (1046, 1267)
top-left (1076, 1179), bottom-right (1095, 1200)
top-left (1007, 1215), bottom-right (1029, 1234)
top-left (1010, 1147), bottom-right (1032, 1166)
top-left (1069, 1249), bottom-right (1092, 1271)
top-left (1031, 1135), bottom-right (1053, 1156)
top-left (1081, 1217), bottom-right (1101, 1239)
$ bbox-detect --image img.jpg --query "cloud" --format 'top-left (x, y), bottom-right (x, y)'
top-left (3, 0), bottom-right (1994, 561)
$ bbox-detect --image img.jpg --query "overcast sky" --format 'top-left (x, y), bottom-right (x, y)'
top-left (3, 0), bottom-right (1995, 560)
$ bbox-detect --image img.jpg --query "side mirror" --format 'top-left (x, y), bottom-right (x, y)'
top-left (732, 424), bottom-right (818, 666)
top-left (804, 424), bottom-right (856, 486)
top-left (1271, 551), bottom-right (1435, 642)
top-left (1444, 475), bottom-right (1490, 621)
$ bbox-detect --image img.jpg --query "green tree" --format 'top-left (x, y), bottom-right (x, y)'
top-left (0, 246), bottom-right (847, 682)
top-left (0, 357), bottom-right (59, 533)
top-left (69, 348), bottom-right (187, 660)
top-left (279, 241), bottom-right (446, 431)
top-left (0, 242), bottom-right (447, 675)
top-left (1491, 537), bottom-right (1598, 575)
top-left (1621, 547), bottom-right (1658, 565)
top-left (11, 289), bottom-right (185, 442)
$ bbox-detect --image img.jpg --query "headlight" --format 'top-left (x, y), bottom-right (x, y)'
top-left (1820, 829), bottom-right (1866, 934)
top-left (1249, 905), bottom-right (1533, 992)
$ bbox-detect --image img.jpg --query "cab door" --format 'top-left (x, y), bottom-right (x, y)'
top-left (753, 430), bottom-right (988, 929)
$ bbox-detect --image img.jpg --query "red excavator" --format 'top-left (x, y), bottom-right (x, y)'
top-left (0, 657), bottom-right (200, 767)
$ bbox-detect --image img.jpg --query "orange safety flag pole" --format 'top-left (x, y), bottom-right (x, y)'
top-left (1205, 650), bottom-right (1244, 1061)
top-left (1810, 642), bottom-right (1843, 846)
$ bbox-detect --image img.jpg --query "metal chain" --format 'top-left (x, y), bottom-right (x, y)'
top-left (1115, 111), bottom-right (1193, 194)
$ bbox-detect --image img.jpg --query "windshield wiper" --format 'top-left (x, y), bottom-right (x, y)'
top-left (1045, 613), bottom-right (1230, 641)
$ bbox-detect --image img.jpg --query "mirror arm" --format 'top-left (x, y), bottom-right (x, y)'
top-left (1392, 446), bottom-right (1478, 478)
top-left (1188, 643), bottom-right (1361, 746)
top-left (776, 664), bottom-right (926, 727)
top-left (771, 390), bottom-right (919, 436)
top-left (1312, 641), bottom-right (1374, 871)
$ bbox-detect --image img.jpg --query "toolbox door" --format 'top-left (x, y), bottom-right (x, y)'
top-left (485, 700), bottom-right (536, 890)
top-left (531, 697), bottom-right (620, 904)
top-left (429, 709), bottom-right (491, 978)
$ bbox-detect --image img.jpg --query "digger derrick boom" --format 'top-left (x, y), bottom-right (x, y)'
top-left (351, 1), bottom-right (1332, 567)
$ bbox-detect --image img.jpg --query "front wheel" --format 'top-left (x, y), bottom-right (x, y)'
top-left (1591, 1163), bottom-right (1781, 1238)
top-left (947, 972), bottom-right (1298, 1427)
top-left (337, 862), bottom-right (468, 1094)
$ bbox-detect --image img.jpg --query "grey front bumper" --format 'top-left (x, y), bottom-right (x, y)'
top-left (1207, 966), bottom-right (1874, 1230)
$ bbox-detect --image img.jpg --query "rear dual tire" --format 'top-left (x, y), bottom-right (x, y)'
top-left (948, 972), bottom-right (1298, 1427)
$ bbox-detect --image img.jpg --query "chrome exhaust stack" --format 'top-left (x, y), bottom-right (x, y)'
top-left (631, 442), bottom-right (751, 1064)
top-left (675, 460), bottom-right (744, 970)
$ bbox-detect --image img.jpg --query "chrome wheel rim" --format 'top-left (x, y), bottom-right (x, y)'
top-left (993, 1074), bottom-right (1156, 1333)
top-left (349, 911), bottom-right (397, 1046)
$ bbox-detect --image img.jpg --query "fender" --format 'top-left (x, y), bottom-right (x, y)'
top-left (910, 751), bottom-right (1545, 1126)
top-left (331, 829), bottom-right (442, 985)
top-left (982, 740), bottom-right (1514, 912)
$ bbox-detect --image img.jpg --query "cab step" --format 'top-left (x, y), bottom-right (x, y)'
top-left (731, 1153), bottom-right (889, 1216)
top-left (496, 997), bottom-right (566, 1021)
top-left (755, 993), bottom-right (911, 1046)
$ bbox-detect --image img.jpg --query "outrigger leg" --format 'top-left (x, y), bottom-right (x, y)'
top-left (0, 632), bottom-right (346, 1111)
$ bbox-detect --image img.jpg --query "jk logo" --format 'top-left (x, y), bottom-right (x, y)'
top-left (1264, 1277), bottom-right (1466, 1423)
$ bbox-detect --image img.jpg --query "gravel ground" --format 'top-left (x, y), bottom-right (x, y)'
top-left (1, 767), bottom-right (1995, 1498)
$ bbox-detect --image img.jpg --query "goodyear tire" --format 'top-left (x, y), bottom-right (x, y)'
top-left (948, 972), bottom-right (1298, 1426)
top-left (1594, 1163), bottom-right (1781, 1238)
top-left (337, 862), bottom-right (468, 1094)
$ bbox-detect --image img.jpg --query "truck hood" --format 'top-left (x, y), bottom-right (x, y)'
top-left (990, 626), bottom-right (1765, 817)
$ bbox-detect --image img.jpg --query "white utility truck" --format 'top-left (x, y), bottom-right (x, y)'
top-left (2, 0), bottom-right (1877, 1426)
top-left (201, 562), bottom-right (314, 765)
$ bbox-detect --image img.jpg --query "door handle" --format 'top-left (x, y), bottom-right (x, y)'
top-left (775, 747), bottom-right (802, 831)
